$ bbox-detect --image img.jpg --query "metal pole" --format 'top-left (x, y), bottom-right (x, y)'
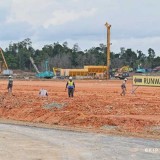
top-left (105, 22), bottom-right (111, 79)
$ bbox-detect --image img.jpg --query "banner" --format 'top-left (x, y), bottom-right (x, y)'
top-left (133, 75), bottom-right (160, 87)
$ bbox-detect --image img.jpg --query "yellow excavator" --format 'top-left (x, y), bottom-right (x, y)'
top-left (114, 66), bottom-right (133, 79)
top-left (119, 66), bottom-right (133, 72)
top-left (0, 48), bottom-right (13, 75)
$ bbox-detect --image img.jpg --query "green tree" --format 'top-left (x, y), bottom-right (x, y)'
top-left (148, 48), bottom-right (156, 68)
top-left (120, 49), bottom-right (137, 68)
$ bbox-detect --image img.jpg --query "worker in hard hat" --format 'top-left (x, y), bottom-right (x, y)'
top-left (120, 78), bottom-right (127, 96)
top-left (8, 75), bottom-right (13, 93)
top-left (39, 88), bottom-right (48, 97)
top-left (65, 76), bottom-right (75, 97)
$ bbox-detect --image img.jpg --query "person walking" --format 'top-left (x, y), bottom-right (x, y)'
top-left (8, 75), bottom-right (13, 93)
top-left (65, 77), bottom-right (75, 97)
top-left (120, 78), bottom-right (127, 96)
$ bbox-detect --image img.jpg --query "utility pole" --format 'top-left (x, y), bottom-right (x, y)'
top-left (105, 22), bottom-right (111, 79)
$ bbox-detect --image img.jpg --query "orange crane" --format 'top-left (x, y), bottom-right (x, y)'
top-left (0, 48), bottom-right (8, 73)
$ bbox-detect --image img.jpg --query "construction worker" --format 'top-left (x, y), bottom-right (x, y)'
top-left (39, 88), bottom-right (48, 97)
top-left (120, 78), bottom-right (127, 96)
top-left (65, 76), bottom-right (75, 97)
top-left (8, 75), bottom-right (13, 93)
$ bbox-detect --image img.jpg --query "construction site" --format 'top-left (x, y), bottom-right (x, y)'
top-left (0, 45), bottom-right (160, 139)
top-left (0, 79), bottom-right (160, 137)
top-left (1, 1), bottom-right (160, 159)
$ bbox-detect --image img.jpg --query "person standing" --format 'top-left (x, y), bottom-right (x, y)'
top-left (120, 78), bottom-right (127, 96)
top-left (65, 77), bottom-right (75, 97)
top-left (8, 75), bottom-right (13, 93)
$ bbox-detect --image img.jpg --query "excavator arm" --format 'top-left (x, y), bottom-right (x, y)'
top-left (0, 48), bottom-right (8, 73)
top-left (29, 57), bottom-right (40, 73)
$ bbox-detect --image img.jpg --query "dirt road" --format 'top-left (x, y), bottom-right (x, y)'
top-left (0, 123), bottom-right (160, 160)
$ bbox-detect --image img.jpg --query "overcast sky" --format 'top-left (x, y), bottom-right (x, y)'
top-left (0, 0), bottom-right (160, 56)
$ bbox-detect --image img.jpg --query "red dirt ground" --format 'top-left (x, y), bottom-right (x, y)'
top-left (0, 79), bottom-right (160, 137)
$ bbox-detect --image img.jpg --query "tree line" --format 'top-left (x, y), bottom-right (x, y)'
top-left (1, 38), bottom-right (160, 72)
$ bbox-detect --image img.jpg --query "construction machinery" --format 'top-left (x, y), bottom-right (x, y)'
top-left (30, 57), bottom-right (54, 78)
top-left (119, 66), bottom-right (133, 72)
top-left (0, 48), bottom-right (13, 75)
top-left (105, 22), bottom-right (111, 79)
top-left (53, 67), bottom-right (61, 77)
top-left (136, 64), bottom-right (147, 73)
top-left (115, 72), bottom-right (130, 79)
top-left (114, 66), bottom-right (132, 79)
top-left (29, 57), bottom-right (40, 74)
top-left (60, 66), bottom-right (107, 79)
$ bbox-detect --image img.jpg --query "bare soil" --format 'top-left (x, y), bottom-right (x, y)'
top-left (0, 79), bottom-right (160, 138)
